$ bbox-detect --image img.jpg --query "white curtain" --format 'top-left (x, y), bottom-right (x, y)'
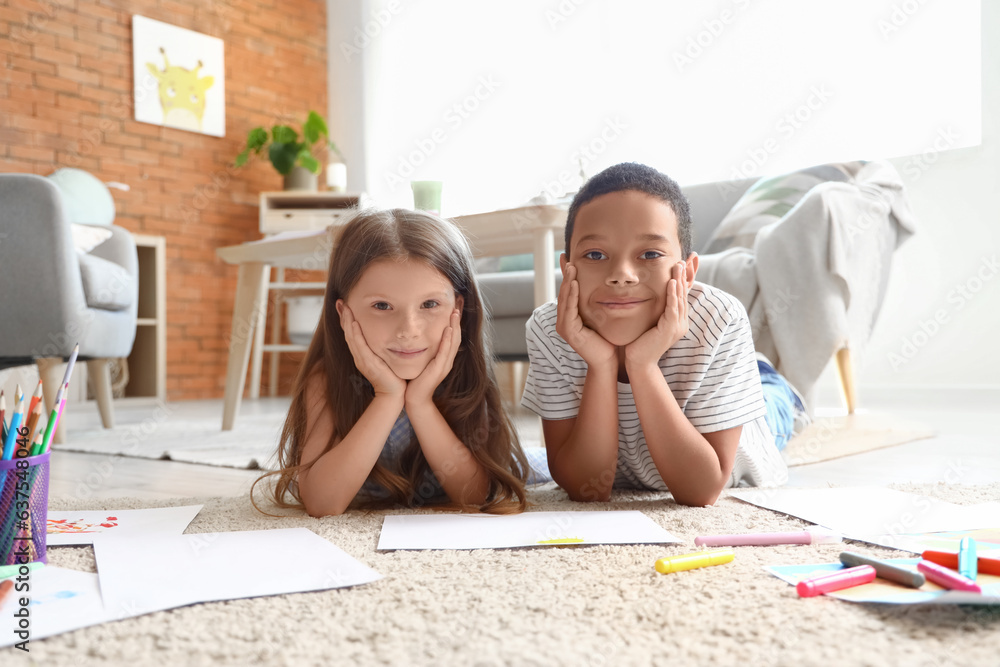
top-left (357, 0), bottom-right (980, 216)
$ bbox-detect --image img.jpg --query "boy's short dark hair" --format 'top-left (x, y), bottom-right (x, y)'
top-left (565, 162), bottom-right (693, 259)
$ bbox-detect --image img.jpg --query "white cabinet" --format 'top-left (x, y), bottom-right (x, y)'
top-left (259, 191), bottom-right (365, 234)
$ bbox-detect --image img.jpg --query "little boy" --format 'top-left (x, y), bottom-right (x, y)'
top-left (521, 162), bottom-right (796, 506)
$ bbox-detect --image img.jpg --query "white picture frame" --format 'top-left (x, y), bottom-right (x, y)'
top-left (132, 15), bottom-right (225, 137)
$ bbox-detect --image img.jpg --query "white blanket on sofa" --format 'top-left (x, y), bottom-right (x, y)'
top-left (697, 160), bottom-right (917, 410)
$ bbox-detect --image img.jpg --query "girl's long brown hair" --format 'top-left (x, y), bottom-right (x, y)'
top-left (253, 208), bottom-right (529, 515)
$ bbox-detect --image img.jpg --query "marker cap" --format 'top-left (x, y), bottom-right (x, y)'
top-left (806, 528), bottom-right (844, 545)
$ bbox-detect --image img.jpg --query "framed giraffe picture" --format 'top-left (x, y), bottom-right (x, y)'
top-left (132, 15), bottom-right (225, 137)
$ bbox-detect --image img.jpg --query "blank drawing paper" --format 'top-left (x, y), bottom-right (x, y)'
top-left (47, 505), bottom-right (204, 546)
top-left (377, 511), bottom-right (681, 550)
top-left (730, 487), bottom-right (1000, 540)
top-left (94, 527), bottom-right (381, 616)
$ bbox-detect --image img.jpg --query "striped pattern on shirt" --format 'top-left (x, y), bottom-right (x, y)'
top-left (520, 281), bottom-right (787, 491)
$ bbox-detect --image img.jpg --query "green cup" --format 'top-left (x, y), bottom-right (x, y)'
top-left (410, 180), bottom-right (443, 215)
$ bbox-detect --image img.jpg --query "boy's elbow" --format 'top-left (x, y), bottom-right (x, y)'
top-left (671, 488), bottom-right (722, 508)
top-left (554, 473), bottom-right (612, 503)
top-left (566, 488), bottom-right (611, 503)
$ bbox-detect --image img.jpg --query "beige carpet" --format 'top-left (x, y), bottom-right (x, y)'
top-left (57, 408), bottom-right (936, 473)
top-left (784, 412), bottom-right (936, 467)
top-left (6, 482), bottom-right (998, 666)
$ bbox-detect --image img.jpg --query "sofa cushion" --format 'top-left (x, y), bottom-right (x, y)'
top-left (703, 161), bottom-right (866, 254)
top-left (478, 270), bottom-right (564, 318)
top-left (78, 253), bottom-right (134, 311)
top-left (71, 223), bottom-right (113, 253)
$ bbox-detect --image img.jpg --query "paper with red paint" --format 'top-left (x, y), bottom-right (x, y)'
top-left (46, 505), bottom-right (203, 545)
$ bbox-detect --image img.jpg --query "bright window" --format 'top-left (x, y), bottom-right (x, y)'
top-left (362, 0), bottom-right (981, 216)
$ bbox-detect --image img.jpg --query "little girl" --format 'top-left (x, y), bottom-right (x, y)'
top-left (255, 208), bottom-right (532, 517)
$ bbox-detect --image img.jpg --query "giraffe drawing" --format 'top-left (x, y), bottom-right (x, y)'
top-left (146, 47), bottom-right (215, 132)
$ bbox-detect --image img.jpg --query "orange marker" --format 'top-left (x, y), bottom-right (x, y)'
top-left (922, 550), bottom-right (1000, 576)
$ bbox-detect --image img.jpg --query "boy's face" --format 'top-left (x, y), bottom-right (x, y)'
top-left (563, 190), bottom-right (697, 347)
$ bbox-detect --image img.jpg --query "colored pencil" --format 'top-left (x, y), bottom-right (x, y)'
top-left (40, 344), bottom-right (79, 453)
top-left (19, 402), bottom-right (43, 457)
top-left (25, 380), bottom-right (42, 427)
top-left (29, 415), bottom-right (48, 457)
top-left (0, 390), bottom-right (6, 444)
top-left (1, 385), bottom-right (23, 460)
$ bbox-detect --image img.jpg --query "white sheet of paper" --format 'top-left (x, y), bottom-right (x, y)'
top-left (46, 505), bottom-right (204, 546)
top-left (730, 487), bottom-right (1000, 537)
top-left (0, 567), bottom-right (112, 648)
top-left (377, 511), bottom-right (681, 550)
top-left (94, 527), bottom-right (381, 616)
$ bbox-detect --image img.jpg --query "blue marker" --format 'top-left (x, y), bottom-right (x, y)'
top-left (958, 537), bottom-right (978, 580)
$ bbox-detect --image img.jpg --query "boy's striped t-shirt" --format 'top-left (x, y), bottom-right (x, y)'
top-left (520, 281), bottom-right (788, 491)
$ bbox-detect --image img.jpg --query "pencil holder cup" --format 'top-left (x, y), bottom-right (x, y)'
top-left (0, 452), bottom-right (50, 566)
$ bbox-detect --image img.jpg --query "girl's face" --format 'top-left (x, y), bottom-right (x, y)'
top-left (339, 258), bottom-right (463, 380)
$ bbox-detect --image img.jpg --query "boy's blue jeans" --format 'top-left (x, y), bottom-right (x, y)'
top-left (757, 359), bottom-right (804, 451)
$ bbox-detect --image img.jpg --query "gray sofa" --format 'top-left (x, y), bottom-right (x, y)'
top-left (477, 162), bottom-right (917, 413)
top-left (0, 173), bottom-right (139, 439)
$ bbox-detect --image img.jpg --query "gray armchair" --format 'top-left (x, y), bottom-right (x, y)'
top-left (0, 173), bottom-right (139, 442)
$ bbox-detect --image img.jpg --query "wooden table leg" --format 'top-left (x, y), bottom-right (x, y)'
top-left (248, 266), bottom-right (271, 400)
top-left (533, 228), bottom-right (556, 308)
top-left (222, 262), bottom-right (269, 430)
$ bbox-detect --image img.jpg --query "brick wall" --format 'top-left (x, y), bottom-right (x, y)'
top-left (0, 0), bottom-right (329, 400)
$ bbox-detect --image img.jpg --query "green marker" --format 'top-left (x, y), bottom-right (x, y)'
top-left (0, 561), bottom-right (44, 580)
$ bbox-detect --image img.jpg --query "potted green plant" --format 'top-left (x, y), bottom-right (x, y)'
top-left (235, 110), bottom-right (343, 191)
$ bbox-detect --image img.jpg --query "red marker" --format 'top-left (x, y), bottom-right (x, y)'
top-left (796, 565), bottom-right (876, 597)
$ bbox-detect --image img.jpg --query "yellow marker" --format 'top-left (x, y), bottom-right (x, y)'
top-left (537, 537), bottom-right (585, 545)
top-left (654, 548), bottom-right (735, 574)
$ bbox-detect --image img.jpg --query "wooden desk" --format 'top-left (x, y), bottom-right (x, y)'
top-left (215, 204), bottom-right (567, 430)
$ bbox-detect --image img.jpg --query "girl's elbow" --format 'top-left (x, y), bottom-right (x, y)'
top-left (302, 490), bottom-right (350, 517)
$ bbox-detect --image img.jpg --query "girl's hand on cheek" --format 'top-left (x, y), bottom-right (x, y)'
top-left (625, 262), bottom-right (690, 368)
top-left (405, 308), bottom-right (461, 410)
top-left (339, 302), bottom-right (406, 399)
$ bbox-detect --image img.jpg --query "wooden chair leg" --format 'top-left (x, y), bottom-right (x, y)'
top-left (36, 357), bottom-right (66, 444)
top-left (835, 347), bottom-right (857, 415)
top-left (87, 358), bottom-right (115, 429)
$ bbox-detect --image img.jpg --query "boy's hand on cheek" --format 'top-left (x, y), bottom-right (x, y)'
top-left (625, 262), bottom-right (690, 369)
top-left (339, 303), bottom-right (407, 399)
top-left (556, 262), bottom-right (616, 369)
top-left (405, 308), bottom-right (461, 410)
